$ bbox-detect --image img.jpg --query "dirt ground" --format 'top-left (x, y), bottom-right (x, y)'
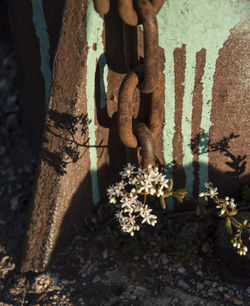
top-left (0, 10), bottom-right (250, 306)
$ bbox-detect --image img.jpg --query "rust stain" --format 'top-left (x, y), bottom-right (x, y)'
top-left (172, 45), bottom-right (186, 190)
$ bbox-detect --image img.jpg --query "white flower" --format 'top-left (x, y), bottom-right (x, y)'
top-left (208, 187), bottom-right (218, 198)
top-left (142, 214), bottom-right (157, 225)
top-left (156, 188), bottom-right (164, 197)
top-left (109, 196), bottom-right (116, 204)
top-left (150, 217), bottom-right (157, 226)
top-left (119, 163), bottom-right (136, 178)
top-left (107, 185), bottom-right (116, 197)
top-left (138, 181), bottom-right (153, 193)
top-left (113, 180), bottom-right (126, 197)
top-left (205, 182), bottom-right (212, 188)
top-left (219, 208), bottom-right (226, 216)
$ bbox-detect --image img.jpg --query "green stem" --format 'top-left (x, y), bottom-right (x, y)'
top-left (230, 216), bottom-right (242, 228)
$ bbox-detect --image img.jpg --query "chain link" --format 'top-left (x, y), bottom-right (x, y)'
top-left (93, 0), bottom-right (109, 15)
top-left (94, 0), bottom-right (164, 168)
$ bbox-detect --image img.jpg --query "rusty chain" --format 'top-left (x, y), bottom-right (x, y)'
top-left (94, 0), bottom-right (164, 168)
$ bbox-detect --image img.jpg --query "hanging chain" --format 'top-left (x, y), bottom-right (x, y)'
top-left (94, 0), bottom-right (164, 168)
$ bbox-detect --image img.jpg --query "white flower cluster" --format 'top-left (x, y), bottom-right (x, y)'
top-left (200, 182), bottom-right (249, 256)
top-left (215, 196), bottom-right (237, 217)
top-left (199, 183), bottom-right (237, 217)
top-left (231, 233), bottom-right (248, 256)
top-left (231, 221), bottom-right (248, 256)
top-left (107, 163), bottom-right (169, 236)
top-left (199, 182), bottom-right (218, 199)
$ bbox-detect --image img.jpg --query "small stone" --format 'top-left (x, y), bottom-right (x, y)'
top-left (6, 95), bottom-right (16, 106)
top-left (246, 287), bottom-right (250, 295)
top-left (102, 248), bottom-right (108, 259)
top-left (0, 79), bottom-right (11, 93)
top-left (10, 196), bottom-right (19, 211)
top-left (4, 95), bottom-right (18, 112)
top-left (196, 282), bottom-right (204, 290)
top-left (224, 293), bottom-right (230, 299)
top-left (177, 267), bottom-right (186, 274)
top-left (218, 286), bottom-right (224, 292)
top-left (133, 286), bottom-right (147, 297)
top-left (160, 254), bottom-right (169, 265)
top-left (177, 279), bottom-right (189, 289)
top-left (193, 264), bottom-right (198, 271)
top-left (6, 113), bottom-right (18, 129)
top-left (212, 282), bottom-right (217, 288)
top-left (92, 275), bottom-right (101, 283)
top-left (196, 270), bottom-right (203, 277)
top-left (0, 146), bottom-right (6, 157)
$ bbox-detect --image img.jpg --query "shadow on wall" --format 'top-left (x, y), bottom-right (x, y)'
top-left (191, 132), bottom-right (247, 178)
top-left (41, 109), bottom-right (96, 176)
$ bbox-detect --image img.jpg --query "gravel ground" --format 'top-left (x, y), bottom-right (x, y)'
top-left (0, 31), bottom-right (250, 306)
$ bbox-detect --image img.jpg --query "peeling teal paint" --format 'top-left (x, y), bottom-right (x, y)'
top-left (86, 0), bottom-right (106, 206)
top-left (31, 0), bottom-right (51, 108)
top-left (158, 0), bottom-right (248, 201)
top-left (182, 47), bottom-right (195, 194)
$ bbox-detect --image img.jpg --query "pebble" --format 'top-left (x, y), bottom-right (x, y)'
top-left (102, 248), bottom-right (108, 259)
top-left (0, 79), bottom-right (11, 93)
top-left (177, 267), bottom-right (186, 274)
top-left (196, 282), bottom-right (204, 290)
top-left (177, 279), bottom-right (189, 289)
top-left (196, 270), bottom-right (203, 277)
top-left (246, 287), bottom-right (250, 295)
top-left (5, 95), bottom-right (17, 112)
top-left (92, 275), bottom-right (101, 283)
top-left (224, 293), bottom-right (231, 299)
top-left (0, 145), bottom-right (6, 156)
top-left (10, 195), bottom-right (19, 211)
top-left (133, 285), bottom-right (147, 297)
top-left (6, 113), bottom-right (18, 129)
top-left (160, 254), bottom-right (169, 265)
top-left (218, 286), bottom-right (224, 292)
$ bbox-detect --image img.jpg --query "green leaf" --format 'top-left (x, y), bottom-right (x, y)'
top-left (225, 217), bottom-right (233, 235)
top-left (228, 210), bottom-right (238, 217)
top-left (172, 189), bottom-right (188, 203)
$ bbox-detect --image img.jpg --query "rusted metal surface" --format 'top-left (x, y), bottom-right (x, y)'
top-left (7, 0), bottom-right (248, 272)
top-left (118, 65), bottom-right (143, 148)
top-left (149, 70), bottom-right (164, 139)
top-left (118, 67), bottom-right (165, 168)
top-left (117, 0), bottom-right (163, 168)
top-left (151, 0), bottom-right (164, 14)
top-left (122, 23), bottom-right (139, 70)
top-left (21, 0), bottom-right (92, 272)
top-left (136, 0), bottom-right (159, 93)
top-left (118, 0), bottom-right (138, 26)
top-left (118, 0), bottom-right (164, 26)
top-left (134, 120), bottom-right (155, 168)
top-left (208, 22), bottom-right (250, 197)
top-left (93, 0), bottom-right (110, 15)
